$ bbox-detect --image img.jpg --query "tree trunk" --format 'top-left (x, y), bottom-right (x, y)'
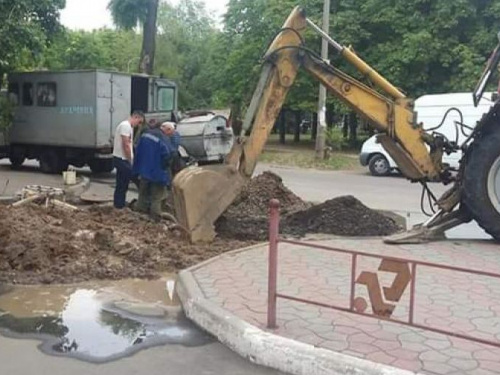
top-left (279, 110), bottom-right (286, 144)
top-left (348, 112), bottom-right (358, 143)
top-left (311, 112), bottom-right (317, 140)
top-left (294, 111), bottom-right (301, 143)
top-left (342, 114), bottom-right (349, 138)
top-left (139, 0), bottom-right (159, 75)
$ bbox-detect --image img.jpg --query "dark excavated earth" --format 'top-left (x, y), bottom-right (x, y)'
top-left (0, 171), bottom-right (401, 284)
top-left (216, 171), bottom-right (401, 241)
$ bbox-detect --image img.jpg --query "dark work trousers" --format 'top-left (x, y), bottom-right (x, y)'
top-left (113, 156), bottom-right (132, 209)
top-left (136, 178), bottom-right (167, 220)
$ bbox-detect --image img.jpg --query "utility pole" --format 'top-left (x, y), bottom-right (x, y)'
top-left (315, 0), bottom-right (331, 159)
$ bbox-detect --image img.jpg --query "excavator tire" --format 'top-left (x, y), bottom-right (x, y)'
top-left (462, 123), bottom-right (500, 241)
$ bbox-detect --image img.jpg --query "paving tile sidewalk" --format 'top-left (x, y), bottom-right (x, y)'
top-left (182, 238), bottom-right (500, 375)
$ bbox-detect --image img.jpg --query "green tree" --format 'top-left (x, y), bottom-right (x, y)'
top-left (43, 28), bottom-right (141, 71)
top-left (213, 0), bottom-right (325, 114)
top-left (332, 0), bottom-right (500, 96)
top-left (108, 0), bottom-right (159, 74)
top-left (214, 0), bottom-right (500, 117)
top-left (155, 0), bottom-right (220, 109)
top-left (0, 0), bottom-right (66, 76)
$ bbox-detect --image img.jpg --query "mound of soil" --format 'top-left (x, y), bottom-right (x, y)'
top-left (217, 172), bottom-right (401, 241)
top-left (226, 171), bottom-right (309, 216)
top-left (0, 171), bottom-right (401, 285)
top-left (216, 171), bottom-right (309, 240)
top-left (284, 195), bottom-right (401, 237)
top-left (0, 204), bottom-right (252, 285)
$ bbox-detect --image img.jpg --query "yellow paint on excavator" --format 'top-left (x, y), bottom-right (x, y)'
top-left (172, 165), bottom-right (246, 242)
top-left (172, 7), bottom-right (307, 243)
top-left (171, 6), bottom-right (447, 243)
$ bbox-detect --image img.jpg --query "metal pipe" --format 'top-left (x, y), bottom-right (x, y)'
top-left (314, 0), bottom-right (330, 159)
top-left (306, 17), bottom-right (405, 99)
top-left (267, 199), bottom-right (280, 329)
top-left (274, 238), bottom-right (500, 349)
top-left (306, 17), bottom-right (342, 51)
top-left (341, 48), bottom-right (405, 99)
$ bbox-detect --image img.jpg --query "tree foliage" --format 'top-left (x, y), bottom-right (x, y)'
top-left (155, 0), bottom-right (219, 109)
top-left (0, 0), bottom-right (65, 76)
top-left (332, 0), bottom-right (500, 96)
top-left (108, 0), bottom-right (159, 74)
top-left (214, 0), bottom-right (500, 116)
top-left (6, 0), bottom-right (500, 116)
top-left (43, 29), bottom-right (141, 71)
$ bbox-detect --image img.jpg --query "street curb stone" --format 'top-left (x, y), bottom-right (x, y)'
top-left (177, 254), bottom-right (416, 375)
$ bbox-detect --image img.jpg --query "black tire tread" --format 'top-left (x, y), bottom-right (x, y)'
top-left (89, 159), bottom-right (114, 174)
top-left (39, 150), bottom-right (68, 174)
top-left (462, 126), bottom-right (500, 240)
top-left (9, 155), bottom-right (25, 169)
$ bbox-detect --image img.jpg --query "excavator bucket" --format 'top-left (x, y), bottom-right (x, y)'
top-left (172, 7), bottom-right (307, 243)
top-left (172, 164), bottom-right (247, 243)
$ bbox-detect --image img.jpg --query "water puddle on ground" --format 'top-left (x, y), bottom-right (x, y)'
top-left (0, 276), bottom-right (213, 362)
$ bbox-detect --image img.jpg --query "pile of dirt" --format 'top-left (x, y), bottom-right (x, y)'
top-left (216, 172), bottom-right (309, 240)
top-left (0, 204), bottom-right (252, 285)
top-left (283, 195), bottom-right (401, 237)
top-left (0, 171), bottom-right (401, 285)
top-left (228, 171), bottom-right (309, 216)
top-left (217, 171), bottom-right (401, 241)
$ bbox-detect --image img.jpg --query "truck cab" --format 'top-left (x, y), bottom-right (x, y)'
top-left (131, 75), bottom-right (177, 124)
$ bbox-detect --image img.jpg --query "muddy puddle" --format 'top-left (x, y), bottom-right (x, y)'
top-left (0, 276), bottom-right (213, 362)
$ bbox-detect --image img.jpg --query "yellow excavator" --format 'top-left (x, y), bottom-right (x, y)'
top-left (173, 6), bottom-right (500, 243)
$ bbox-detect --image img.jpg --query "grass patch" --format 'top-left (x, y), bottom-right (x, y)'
top-left (259, 149), bottom-right (360, 171)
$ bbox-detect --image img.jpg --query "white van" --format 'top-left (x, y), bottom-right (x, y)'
top-left (359, 92), bottom-right (494, 176)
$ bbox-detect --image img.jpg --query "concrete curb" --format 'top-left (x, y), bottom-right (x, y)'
top-left (177, 253), bottom-right (416, 375)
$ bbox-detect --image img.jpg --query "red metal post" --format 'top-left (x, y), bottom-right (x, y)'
top-left (408, 263), bottom-right (417, 324)
top-left (267, 199), bottom-right (280, 329)
top-left (350, 254), bottom-right (357, 310)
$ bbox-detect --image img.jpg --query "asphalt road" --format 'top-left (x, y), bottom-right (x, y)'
top-left (0, 336), bottom-right (283, 375)
top-left (255, 164), bottom-right (447, 214)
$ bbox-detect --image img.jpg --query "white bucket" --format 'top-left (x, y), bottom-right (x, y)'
top-left (63, 170), bottom-right (77, 185)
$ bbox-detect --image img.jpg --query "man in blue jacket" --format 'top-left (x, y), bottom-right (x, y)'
top-left (132, 126), bottom-right (172, 220)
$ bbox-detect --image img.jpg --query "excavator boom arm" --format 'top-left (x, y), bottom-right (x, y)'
top-left (234, 7), bottom-right (440, 181)
top-left (173, 6), bottom-right (445, 242)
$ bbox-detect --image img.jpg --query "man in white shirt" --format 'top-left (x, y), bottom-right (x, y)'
top-left (113, 110), bottom-right (145, 209)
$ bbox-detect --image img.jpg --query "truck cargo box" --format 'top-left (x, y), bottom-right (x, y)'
top-left (8, 70), bottom-right (130, 149)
